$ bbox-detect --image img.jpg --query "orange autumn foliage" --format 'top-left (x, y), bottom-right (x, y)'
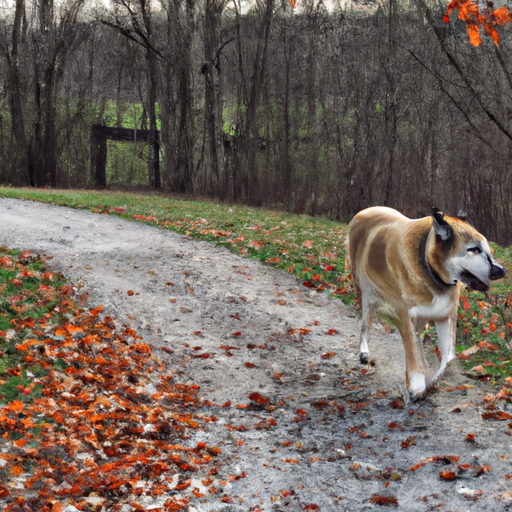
top-left (444, 0), bottom-right (512, 46)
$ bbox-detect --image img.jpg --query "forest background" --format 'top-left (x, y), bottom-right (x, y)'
top-left (1, 0), bottom-right (512, 244)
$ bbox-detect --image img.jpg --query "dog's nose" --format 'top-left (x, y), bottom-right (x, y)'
top-left (490, 262), bottom-right (506, 280)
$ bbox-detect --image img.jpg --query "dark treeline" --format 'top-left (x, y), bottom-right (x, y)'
top-left (1, 0), bottom-right (512, 244)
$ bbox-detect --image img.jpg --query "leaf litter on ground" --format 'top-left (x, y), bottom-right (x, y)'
top-left (0, 247), bottom-right (227, 511)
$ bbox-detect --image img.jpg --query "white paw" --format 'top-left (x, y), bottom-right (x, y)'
top-left (407, 372), bottom-right (426, 401)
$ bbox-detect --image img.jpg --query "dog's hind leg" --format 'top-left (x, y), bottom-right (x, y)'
top-left (359, 293), bottom-right (377, 364)
top-left (427, 315), bottom-right (457, 388)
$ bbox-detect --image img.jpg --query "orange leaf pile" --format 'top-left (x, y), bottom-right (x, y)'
top-left (0, 300), bottom-right (224, 510)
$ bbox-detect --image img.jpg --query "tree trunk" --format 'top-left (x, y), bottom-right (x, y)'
top-left (243, 0), bottom-right (274, 205)
top-left (6, 0), bottom-right (29, 185)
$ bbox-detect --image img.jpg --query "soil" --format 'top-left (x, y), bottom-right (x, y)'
top-left (1, 197), bottom-right (511, 511)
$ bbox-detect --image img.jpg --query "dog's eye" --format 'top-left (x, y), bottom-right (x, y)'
top-left (467, 247), bottom-right (481, 254)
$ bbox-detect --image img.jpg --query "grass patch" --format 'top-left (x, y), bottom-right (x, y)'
top-left (0, 247), bottom-right (76, 404)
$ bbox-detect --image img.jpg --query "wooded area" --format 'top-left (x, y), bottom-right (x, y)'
top-left (1, 0), bottom-right (512, 244)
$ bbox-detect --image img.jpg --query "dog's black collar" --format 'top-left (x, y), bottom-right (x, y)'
top-left (419, 233), bottom-right (455, 289)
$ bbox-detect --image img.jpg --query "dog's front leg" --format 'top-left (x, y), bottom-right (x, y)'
top-left (427, 316), bottom-right (457, 388)
top-left (400, 315), bottom-right (429, 401)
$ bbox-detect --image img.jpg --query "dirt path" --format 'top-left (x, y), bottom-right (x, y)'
top-left (1, 197), bottom-right (511, 511)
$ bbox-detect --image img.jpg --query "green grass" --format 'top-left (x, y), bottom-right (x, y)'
top-left (1, 186), bottom-right (511, 391)
top-left (0, 246), bottom-right (75, 404)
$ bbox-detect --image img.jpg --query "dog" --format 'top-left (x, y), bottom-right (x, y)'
top-left (346, 206), bottom-right (506, 401)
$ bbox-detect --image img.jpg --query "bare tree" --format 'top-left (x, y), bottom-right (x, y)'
top-left (102, 0), bottom-right (163, 189)
top-left (28, 0), bottom-right (86, 187)
top-left (1, 0), bottom-right (29, 185)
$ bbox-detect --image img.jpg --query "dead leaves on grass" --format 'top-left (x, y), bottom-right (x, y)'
top-left (0, 273), bottom-right (224, 510)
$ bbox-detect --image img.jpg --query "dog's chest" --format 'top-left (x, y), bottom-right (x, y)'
top-left (408, 293), bottom-right (455, 321)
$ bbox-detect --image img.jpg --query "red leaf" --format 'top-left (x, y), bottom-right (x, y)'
top-left (482, 411), bottom-right (512, 421)
top-left (466, 23), bottom-right (482, 46)
top-left (474, 464), bottom-right (491, 475)
top-left (248, 392), bottom-right (270, 405)
top-left (369, 495), bottom-right (398, 506)
top-left (440, 470), bottom-right (457, 480)
top-left (409, 455), bottom-right (460, 471)
top-left (389, 399), bottom-right (404, 409)
top-left (220, 345), bottom-right (239, 351)
top-left (127, 289), bottom-right (135, 296)
top-left (493, 5), bottom-right (512, 23)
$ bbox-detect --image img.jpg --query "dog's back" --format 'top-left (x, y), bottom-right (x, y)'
top-left (347, 206), bottom-right (429, 308)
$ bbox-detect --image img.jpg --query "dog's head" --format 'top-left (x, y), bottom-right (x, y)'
top-left (427, 209), bottom-right (506, 292)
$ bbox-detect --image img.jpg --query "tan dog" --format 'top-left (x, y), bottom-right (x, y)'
top-left (346, 206), bottom-right (506, 401)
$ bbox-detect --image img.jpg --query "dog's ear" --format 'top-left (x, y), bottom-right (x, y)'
top-left (431, 207), bottom-right (453, 242)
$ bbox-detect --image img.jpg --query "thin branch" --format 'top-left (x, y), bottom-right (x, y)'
top-left (101, 19), bottom-right (166, 60)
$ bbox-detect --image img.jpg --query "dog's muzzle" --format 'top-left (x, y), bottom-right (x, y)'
top-left (490, 261), bottom-right (506, 281)
top-left (460, 259), bottom-right (506, 292)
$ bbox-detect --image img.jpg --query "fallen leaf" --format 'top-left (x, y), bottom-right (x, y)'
top-left (482, 411), bottom-right (512, 421)
top-left (248, 392), bottom-right (270, 405)
top-left (389, 399), bottom-right (404, 409)
top-left (191, 353), bottom-right (210, 359)
top-left (369, 494), bottom-right (398, 506)
top-left (409, 455), bottom-right (460, 471)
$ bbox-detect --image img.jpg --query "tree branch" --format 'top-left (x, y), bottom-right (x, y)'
top-left (414, 0), bottom-right (512, 143)
top-left (101, 19), bottom-right (166, 60)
